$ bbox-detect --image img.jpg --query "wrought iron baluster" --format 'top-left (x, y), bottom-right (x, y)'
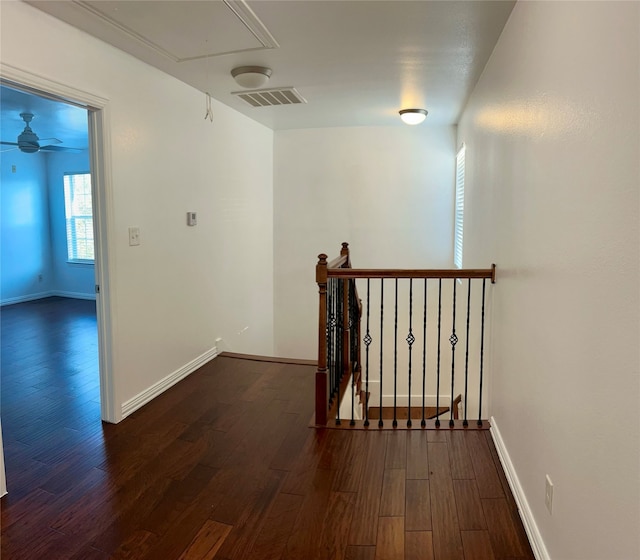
top-left (349, 279), bottom-right (357, 427)
top-left (393, 278), bottom-right (398, 428)
top-left (378, 279), bottom-right (384, 428)
top-left (449, 279), bottom-right (458, 428)
top-left (328, 280), bottom-right (333, 405)
top-left (331, 280), bottom-right (338, 401)
top-left (349, 281), bottom-right (354, 425)
top-left (333, 278), bottom-right (338, 403)
top-left (436, 279), bottom-right (442, 428)
top-left (478, 278), bottom-right (486, 427)
top-left (337, 279), bottom-right (341, 405)
top-left (463, 279), bottom-right (471, 427)
top-left (364, 279), bottom-right (371, 427)
top-left (421, 278), bottom-right (428, 428)
top-left (327, 279), bottom-right (335, 407)
top-left (406, 278), bottom-right (414, 428)
top-left (336, 279), bottom-right (343, 426)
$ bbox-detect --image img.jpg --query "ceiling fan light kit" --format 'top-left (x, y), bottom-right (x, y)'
top-left (1, 112), bottom-right (79, 154)
top-left (399, 108), bottom-right (428, 125)
top-left (231, 66), bottom-right (272, 89)
top-left (17, 113), bottom-right (40, 152)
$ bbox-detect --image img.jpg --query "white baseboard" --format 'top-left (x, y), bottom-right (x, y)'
top-left (53, 290), bottom-right (96, 301)
top-left (121, 346), bottom-right (218, 419)
top-left (490, 416), bottom-right (550, 560)
top-left (1, 291), bottom-right (54, 306)
top-left (0, 291), bottom-right (95, 306)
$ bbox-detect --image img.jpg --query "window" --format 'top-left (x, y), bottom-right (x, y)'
top-left (454, 144), bottom-right (465, 269)
top-left (63, 172), bottom-right (94, 262)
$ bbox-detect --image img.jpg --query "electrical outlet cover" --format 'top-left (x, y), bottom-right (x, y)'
top-left (545, 475), bottom-right (554, 514)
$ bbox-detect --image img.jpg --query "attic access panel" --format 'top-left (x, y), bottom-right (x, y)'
top-left (49, 0), bottom-right (278, 62)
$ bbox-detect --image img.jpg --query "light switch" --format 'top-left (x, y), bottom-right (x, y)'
top-left (128, 227), bottom-right (140, 246)
top-left (187, 212), bottom-right (197, 226)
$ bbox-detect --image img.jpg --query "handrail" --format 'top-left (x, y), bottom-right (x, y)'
top-left (328, 266), bottom-right (496, 282)
top-left (327, 254), bottom-right (349, 269)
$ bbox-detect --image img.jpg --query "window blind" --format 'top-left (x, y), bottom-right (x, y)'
top-left (63, 172), bottom-right (94, 261)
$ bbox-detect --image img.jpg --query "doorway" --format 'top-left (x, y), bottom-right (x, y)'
top-left (0, 74), bottom-right (115, 424)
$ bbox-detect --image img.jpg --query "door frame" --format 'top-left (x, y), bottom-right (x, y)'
top-left (1, 63), bottom-right (118, 423)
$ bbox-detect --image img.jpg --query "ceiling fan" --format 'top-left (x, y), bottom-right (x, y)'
top-left (0, 112), bottom-right (82, 154)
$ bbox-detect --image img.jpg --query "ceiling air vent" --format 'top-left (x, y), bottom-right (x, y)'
top-left (232, 87), bottom-right (307, 108)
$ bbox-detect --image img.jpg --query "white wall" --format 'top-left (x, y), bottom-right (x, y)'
top-left (0, 150), bottom-right (53, 303)
top-left (458, 2), bottom-right (639, 559)
top-left (1, 2), bottom-right (274, 416)
top-left (274, 126), bottom-right (456, 359)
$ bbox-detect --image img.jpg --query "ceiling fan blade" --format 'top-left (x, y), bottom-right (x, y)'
top-left (38, 138), bottom-right (62, 145)
top-left (0, 141), bottom-right (19, 147)
top-left (0, 146), bottom-right (19, 153)
top-left (40, 145), bottom-right (84, 153)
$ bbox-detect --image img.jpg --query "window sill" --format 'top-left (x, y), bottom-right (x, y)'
top-left (67, 260), bottom-right (94, 266)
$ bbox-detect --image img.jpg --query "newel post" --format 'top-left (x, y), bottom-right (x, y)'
top-left (315, 254), bottom-right (329, 425)
top-left (340, 242), bottom-right (350, 267)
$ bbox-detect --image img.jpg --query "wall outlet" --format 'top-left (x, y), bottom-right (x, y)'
top-left (545, 475), bottom-right (554, 514)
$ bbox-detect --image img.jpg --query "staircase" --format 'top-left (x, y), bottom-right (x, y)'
top-left (315, 243), bottom-right (495, 430)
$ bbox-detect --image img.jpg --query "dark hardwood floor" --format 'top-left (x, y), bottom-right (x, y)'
top-left (1, 297), bottom-right (534, 559)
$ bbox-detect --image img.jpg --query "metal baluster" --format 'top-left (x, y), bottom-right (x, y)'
top-left (350, 280), bottom-right (355, 426)
top-left (449, 279), bottom-right (458, 428)
top-left (463, 279), bottom-right (471, 427)
top-left (378, 279), bottom-right (384, 428)
top-left (393, 278), bottom-right (398, 428)
top-left (329, 279), bottom-right (336, 402)
top-left (364, 279), bottom-right (372, 427)
top-left (333, 279), bottom-right (338, 403)
top-left (436, 279), bottom-right (442, 428)
top-left (335, 278), bottom-right (340, 403)
top-left (478, 278), bottom-right (486, 427)
top-left (421, 279), bottom-right (428, 428)
top-left (352, 280), bottom-right (359, 427)
top-left (327, 279), bottom-right (334, 406)
top-left (336, 279), bottom-right (342, 426)
top-left (406, 279), bottom-right (414, 428)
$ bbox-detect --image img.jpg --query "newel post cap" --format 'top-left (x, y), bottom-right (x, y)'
top-left (316, 254), bottom-right (328, 284)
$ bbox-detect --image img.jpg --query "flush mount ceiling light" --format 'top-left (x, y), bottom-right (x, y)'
top-left (231, 66), bottom-right (273, 89)
top-left (399, 108), bottom-right (428, 125)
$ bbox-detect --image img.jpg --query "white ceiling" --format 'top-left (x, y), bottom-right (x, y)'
top-left (25, 0), bottom-right (516, 131)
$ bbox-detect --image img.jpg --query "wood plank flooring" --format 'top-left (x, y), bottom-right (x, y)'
top-left (1, 297), bottom-right (535, 559)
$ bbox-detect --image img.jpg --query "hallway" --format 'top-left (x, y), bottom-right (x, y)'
top-left (1, 316), bottom-right (533, 559)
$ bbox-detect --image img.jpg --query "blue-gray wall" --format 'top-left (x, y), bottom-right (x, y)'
top-left (46, 151), bottom-right (95, 298)
top-left (1, 149), bottom-right (93, 305)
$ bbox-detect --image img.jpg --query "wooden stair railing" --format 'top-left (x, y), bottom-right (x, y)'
top-left (315, 242), bottom-right (496, 429)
